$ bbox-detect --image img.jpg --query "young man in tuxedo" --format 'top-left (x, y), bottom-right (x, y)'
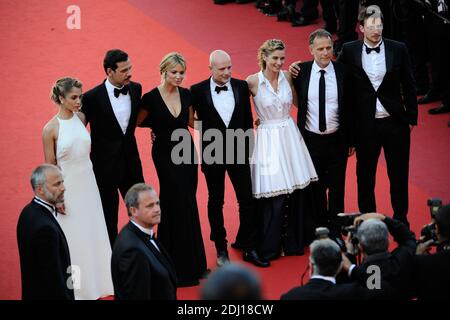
top-left (17, 164), bottom-right (74, 300)
top-left (111, 183), bottom-right (177, 300)
top-left (337, 6), bottom-right (418, 226)
top-left (190, 50), bottom-right (269, 268)
top-left (290, 29), bottom-right (353, 236)
top-left (81, 49), bottom-right (144, 246)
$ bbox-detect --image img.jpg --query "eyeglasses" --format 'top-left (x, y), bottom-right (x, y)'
top-left (366, 24), bottom-right (383, 31)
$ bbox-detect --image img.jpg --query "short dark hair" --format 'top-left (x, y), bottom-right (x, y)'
top-left (358, 5), bottom-right (384, 26)
top-left (309, 29), bottom-right (332, 45)
top-left (201, 263), bottom-right (262, 300)
top-left (436, 204), bottom-right (450, 240)
top-left (124, 183), bottom-right (155, 217)
top-left (103, 49), bottom-right (128, 74)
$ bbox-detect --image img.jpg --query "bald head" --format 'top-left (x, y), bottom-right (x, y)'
top-left (209, 50), bottom-right (232, 85)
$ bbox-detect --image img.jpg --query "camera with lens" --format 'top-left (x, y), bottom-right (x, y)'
top-left (418, 198), bottom-right (442, 245)
top-left (334, 212), bottom-right (362, 236)
top-left (314, 226), bottom-right (347, 253)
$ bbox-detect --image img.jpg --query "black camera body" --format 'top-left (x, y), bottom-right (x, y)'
top-left (419, 198), bottom-right (443, 245)
top-left (420, 223), bottom-right (438, 243)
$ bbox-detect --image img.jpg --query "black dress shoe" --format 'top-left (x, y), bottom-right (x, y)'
top-left (418, 92), bottom-right (440, 104)
top-left (323, 23), bottom-right (337, 34)
top-left (429, 104), bottom-right (450, 115)
top-left (291, 16), bottom-right (310, 27)
top-left (200, 269), bottom-right (211, 279)
top-left (216, 250), bottom-right (230, 267)
top-left (243, 250), bottom-right (270, 267)
top-left (231, 242), bottom-right (243, 250)
top-left (214, 0), bottom-right (233, 4)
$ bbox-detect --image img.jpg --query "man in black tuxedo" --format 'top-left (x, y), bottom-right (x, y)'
top-left (17, 164), bottom-right (74, 300)
top-left (341, 213), bottom-right (416, 299)
top-left (337, 6), bottom-right (418, 225)
top-left (190, 50), bottom-right (269, 268)
top-left (413, 204), bottom-right (450, 300)
top-left (281, 238), bottom-right (389, 300)
top-left (111, 183), bottom-right (177, 300)
top-left (81, 49), bottom-right (144, 246)
top-left (291, 29), bottom-right (352, 235)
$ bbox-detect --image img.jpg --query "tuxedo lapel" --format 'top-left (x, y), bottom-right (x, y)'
top-left (354, 41), bottom-right (364, 70)
top-left (31, 201), bottom-right (70, 255)
top-left (204, 79), bottom-right (227, 128)
top-left (125, 83), bottom-right (139, 136)
top-left (301, 63), bottom-right (313, 109)
top-left (384, 39), bottom-right (394, 72)
top-left (228, 79), bottom-right (240, 128)
top-left (332, 61), bottom-right (344, 113)
top-left (99, 82), bottom-right (125, 135)
top-left (128, 222), bottom-right (177, 284)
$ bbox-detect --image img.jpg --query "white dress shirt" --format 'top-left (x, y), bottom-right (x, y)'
top-left (104, 79), bottom-right (131, 134)
top-left (306, 61), bottom-right (340, 134)
top-left (362, 40), bottom-right (390, 119)
top-left (210, 78), bottom-right (235, 127)
top-left (310, 275), bottom-right (337, 284)
top-left (33, 196), bottom-right (57, 218)
top-left (130, 220), bottom-right (160, 252)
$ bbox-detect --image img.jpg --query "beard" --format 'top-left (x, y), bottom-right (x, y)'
top-left (43, 185), bottom-right (64, 205)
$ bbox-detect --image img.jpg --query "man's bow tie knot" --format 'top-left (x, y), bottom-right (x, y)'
top-left (365, 45), bottom-right (381, 54)
top-left (215, 85), bottom-right (228, 94)
top-left (114, 85), bottom-right (129, 98)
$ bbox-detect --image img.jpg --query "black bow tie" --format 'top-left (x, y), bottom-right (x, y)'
top-left (215, 85), bottom-right (228, 94)
top-left (114, 85), bottom-right (129, 98)
top-left (365, 45), bottom-right (381, 54)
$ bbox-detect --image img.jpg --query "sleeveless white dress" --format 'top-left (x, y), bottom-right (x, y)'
top-left (56, 114), bottom-right (113, 300)
top-left (251, 71), bottom-right (318, 198)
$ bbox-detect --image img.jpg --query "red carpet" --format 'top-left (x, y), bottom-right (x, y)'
top-left (0, 0), bottom-right (448, 300)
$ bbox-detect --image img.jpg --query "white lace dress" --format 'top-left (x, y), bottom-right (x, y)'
top-left (251, 71), bottom-right (318, 198)
top-left (56, 114), bottom-right (113, 300)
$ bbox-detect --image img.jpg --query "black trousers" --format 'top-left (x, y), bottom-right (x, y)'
top-left (300, 0), bottom-right (338, 26)
top-left (202, 163), bottom-right (258, 252)
top-left (97, 165), bottom-right (144, 246)
top-left (356, 117), bottom-right (411, 225)
top-left (303, 130), bottom-right (348, 231)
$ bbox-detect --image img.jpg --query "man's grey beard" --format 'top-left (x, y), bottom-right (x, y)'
top-left (43, 185), bottom-right (63, 205)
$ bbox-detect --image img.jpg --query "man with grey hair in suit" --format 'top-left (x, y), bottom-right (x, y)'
top-left (282, 238), bottom-right (389, 300)
top-left (342, 213), bottom-right (416, 299)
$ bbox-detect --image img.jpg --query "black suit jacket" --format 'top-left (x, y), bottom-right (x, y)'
top-left (111, 222), bottom-right (177, 300)
top-left (412, 250), bottom-right (450, 300)
top-left (281, 278), bottom-right (387, 300)
top-left (17, 200), bottom-right (74, 300)
top-left (293, 60), bottom-right (350, 145)
top-left (337, 39), bottom-right (418, 143)
top-left (350, 217), bottom-right (416, 299)
top-left (81, 80), bottom-right (144, 187)
top-left (190, 78), bottom-right (254, 169)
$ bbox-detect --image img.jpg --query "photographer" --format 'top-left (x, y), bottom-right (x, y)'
top-left (281, 238), bottom-right (390, 300)
top-left (341, 213), bottom-right (416, 299)
top-left (412, 204), bottom-right (450, 300)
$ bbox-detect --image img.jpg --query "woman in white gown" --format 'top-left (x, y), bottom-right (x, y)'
top-left (42, 77), bottom-right (113, 299)
top-left (247, 39), bottom-right (318, 260)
